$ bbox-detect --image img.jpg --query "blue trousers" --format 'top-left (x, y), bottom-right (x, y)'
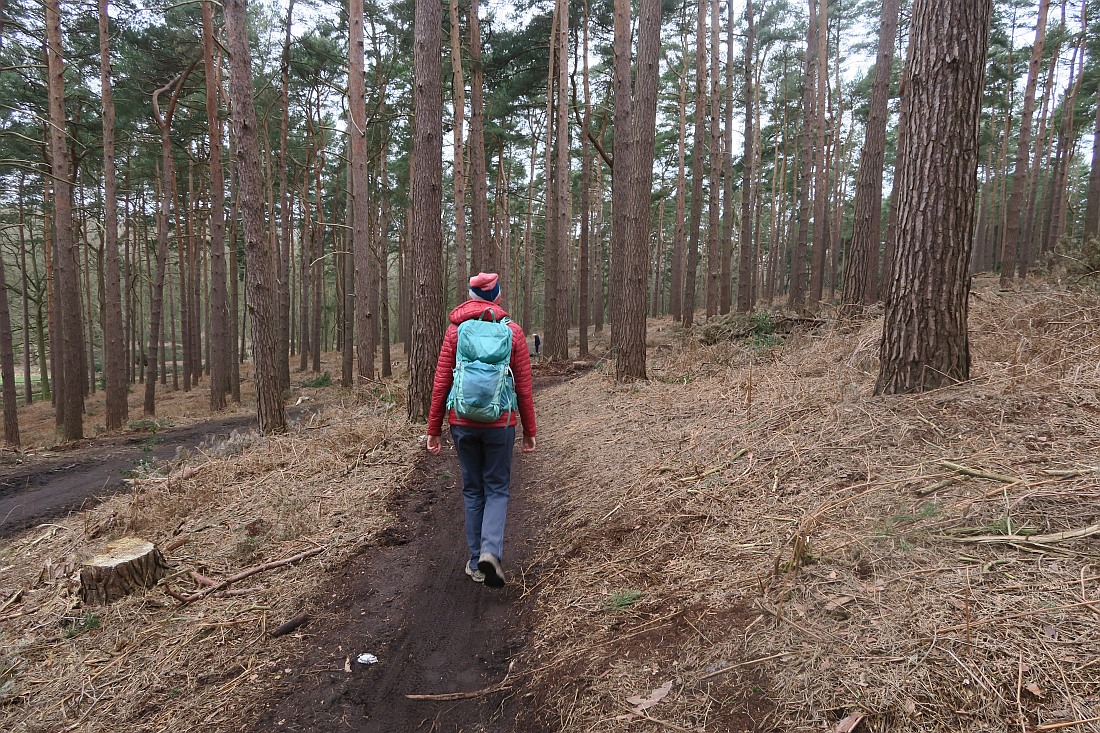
top-left (450, 424), bottom-right (515, 565)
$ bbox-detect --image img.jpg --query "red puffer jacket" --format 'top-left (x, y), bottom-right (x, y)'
top-left (427, 300), bottom-right (537, 437)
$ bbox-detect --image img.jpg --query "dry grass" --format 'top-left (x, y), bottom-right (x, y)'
top-left (0, 374), bottom-right (418, 733)
top-left (522, 278), bottom-right (1100, 732)
top-left (2, 283), bottom-right (1098, 732)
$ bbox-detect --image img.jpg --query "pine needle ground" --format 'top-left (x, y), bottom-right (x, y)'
top-left (0, 279), bottom-right (1098, 732)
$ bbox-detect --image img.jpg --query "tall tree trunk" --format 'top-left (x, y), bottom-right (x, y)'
top-left (146, 63), bottom-right (196, 415)
top-left (311, 136), bottom-right (325, 372)
top-left (577, 0), bottom-right (591, 356)
top-left (225, 0), bottom-right (286, 433)
top-left (682, 0), bottom-right (707, 328)
top-left (876, 0), bottom-right (991, 394)
top-left (1042, 19), bottom-right (1085, 260)
top-left (407, 0), bottom-right (444, 421)
top-left (449, 0), bottom-right (468, 303)
top-left (790, 0), bottom-right (816, 313)
top-left (521, 117), bottom-right (539, 331)
top-left (379, 136), bottom-right (392, 378)
top-left (468, 0), bottom-right (490, 274)
top-left (349, 0), bottom-right (375, 383)
top-left (669, 51), bottom-right (688, 323)
top-left (720, 0), bottom-right (735, 316)
top-left (45, 0), bottom-right (83, 440)
top-left (841, 0), bottom-right (900, 312)
top-left (650, 194), bottom-right (665, 316)
top-left (543, 0), bottom-right (570, 360)
top-left (736, 0), bottom-right (757, 313)
top-left (610, 0), bottom-right (661, 380)
top-left (97, 0), bottom-right (127, 428)
top-left (703, 0), bottom-right (721, 320)
top-left (18, 177), bottom-right (33, 405)
top-left (808, 0), bottom-right (829, 307)
top-left (274, 0), bottom-right (294, 393)
top-left (1085, 86), bottom-right (1100, 244)
top-left (998, 0), bottom-right (1049, 287)
top-left (203, 0), bottom-right (229, 410)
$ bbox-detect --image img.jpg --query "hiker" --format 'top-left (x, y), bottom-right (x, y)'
top-left (533, 333), bottom-right (541, 356)
top-left (426, 272), bottom-right (537, 588)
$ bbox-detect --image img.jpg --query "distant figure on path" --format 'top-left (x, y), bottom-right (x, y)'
top-left (533, 333), bottom-right (541, 356)
top-left (426, 272), bottom-right (537, 588)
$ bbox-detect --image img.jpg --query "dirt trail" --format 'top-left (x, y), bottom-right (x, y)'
top-left (247, 438), bottom-right (545, 733)
top-left (0, 413), bottom-right (279, 538)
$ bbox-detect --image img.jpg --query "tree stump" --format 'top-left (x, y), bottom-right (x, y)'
top-left (79, 537), bottom-right (170, 605)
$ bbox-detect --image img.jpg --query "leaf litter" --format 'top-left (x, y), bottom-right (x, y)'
top-left (1, 279), bottom-right (1099, 732)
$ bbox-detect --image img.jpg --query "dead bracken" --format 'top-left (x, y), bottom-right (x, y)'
top-left (0, 278), bottom-right (1098, 732)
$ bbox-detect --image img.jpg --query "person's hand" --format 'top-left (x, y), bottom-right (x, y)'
top-left (522, 435), bottom-right (536, 453)
top-left (426, 435), bottom-right (442, 455)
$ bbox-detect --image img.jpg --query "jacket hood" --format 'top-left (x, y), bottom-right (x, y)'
top-left (449, 299), bottom-right (511, 325)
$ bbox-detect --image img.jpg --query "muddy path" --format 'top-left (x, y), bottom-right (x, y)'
top-left (247, 437), bottom-right (547, 733)
top-left (0, 411), bottom-right (305, 539)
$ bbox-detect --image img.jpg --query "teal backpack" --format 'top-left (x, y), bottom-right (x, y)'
top-left (447, 312), bottom-right (517, 423)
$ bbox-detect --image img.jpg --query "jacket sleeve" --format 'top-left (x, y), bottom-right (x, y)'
top-left (510, 325), bottom-right (537, 437)
top-left (427, 324), bottom-right (458, 436)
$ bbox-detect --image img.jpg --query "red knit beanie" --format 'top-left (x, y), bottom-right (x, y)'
top-left (469, 272), bottom-right (501, 303)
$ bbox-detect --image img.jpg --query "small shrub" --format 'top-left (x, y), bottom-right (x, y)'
top-left (302, 371), bottom-right (332, 388)
top-left (63, 612), bottom-right (101, 638)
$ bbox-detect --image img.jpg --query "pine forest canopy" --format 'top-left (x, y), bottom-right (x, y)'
top-left (0, 0), bottom-right (1096, 439)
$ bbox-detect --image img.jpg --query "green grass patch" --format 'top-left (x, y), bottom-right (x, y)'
top-left (604, 589), bottom-right (644, 611)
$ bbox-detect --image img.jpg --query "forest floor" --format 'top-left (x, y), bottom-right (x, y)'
top-left (1, 276), bottom-right (1098, 733)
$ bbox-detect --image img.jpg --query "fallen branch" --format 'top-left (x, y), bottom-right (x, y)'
top-left (174, 546), bottom-right (325, 605)
top-left (940, 461), bottom-right (1017, 484)
top-left (936, 598), bottom-right (1100, 634)
top-left (699, 651), bottom-right (794, 680)
top-left (943, 524), bottom-right (1100, 546)
top-left (269, 611), bottom-right (310, 638)
top-left (0, 589), bottom-right (23, 614)
top-left (1037, 715), bottom-right (1100, 731)
top-left (914, 478), bottom-right (958, 497)
top-left (1042, 467), bottom-right (1098, 478)
top-left (190, 570), bottom-right (216, 587)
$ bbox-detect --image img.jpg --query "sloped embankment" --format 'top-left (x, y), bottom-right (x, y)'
top-left (520, 283), bottom-right (1100, 732)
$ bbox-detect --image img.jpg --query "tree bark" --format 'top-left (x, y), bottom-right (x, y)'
top-left (577, 2), bottom-right (591, 356)
top-left (543, 0), bottom-right (570, 361)
top-left (225, 0), bottom-right (286, 433)
top-left (609, 0), bottom-right (660, 380)
top-left (97, 0), bottom-right (127, 429)
top-left (789, 0), bottom-right (816, 313)
top-left (736, 0), bottom-right (757, 313)
top-left (704, 0), bottom-right (721, 320)
top-left (841, 0), bottom-right (900, 312)
top-left (203, 0), bottom-right (229, 410)
top-left (682, 0), bottom-right (707, 328)
top-left (407, 0), bottom-right (445, 421)
top-left (1085, 85), bottom-right (1100, 243)
top-left (876, 0), bottom-right (992, 395)
top-left (18, 177), bottom-right (33, 405)
top-left (146, 63), bottom-right (196, 415)
top-left (808, 0), bottom-right (829, 307)
top-left (449, 0), bottom-right (468, 304)
top-left (275, 0), bottom-right (295, 392)
top-left (468, 0), bottom-right (491, 275)
top-left (80, 538), bottom-right (169, 606)
top-left (999, 0), bottom-right (1049, 287)
top-left (669, 50), bottom-right (688, 323)
top-left (349, 0), bottom-right (376, 383)
top-left (44, 0), bottom-right (84, 440)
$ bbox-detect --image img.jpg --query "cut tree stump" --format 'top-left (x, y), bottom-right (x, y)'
top-left (80, 537), bottom-right (170, 605)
